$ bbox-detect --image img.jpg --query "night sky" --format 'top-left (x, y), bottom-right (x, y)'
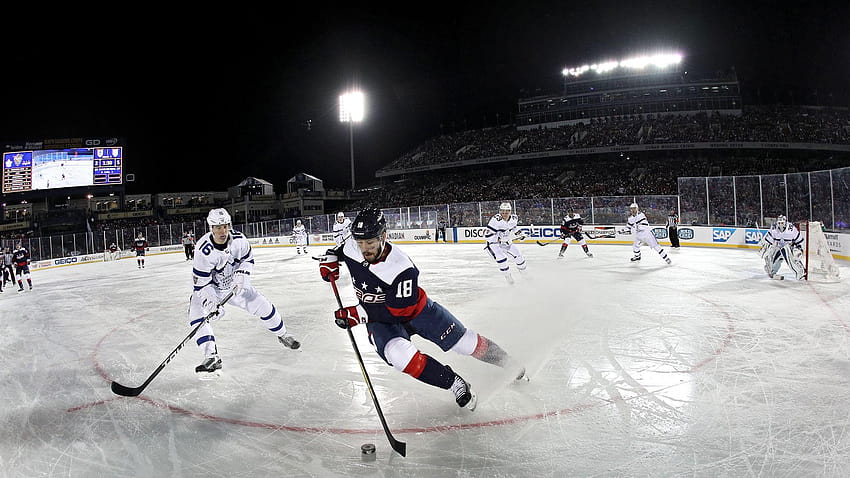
top-left (1, 4), bottom-right (847, 195)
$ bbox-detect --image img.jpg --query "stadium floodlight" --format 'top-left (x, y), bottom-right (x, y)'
top-left (563, 53), bottom-right (682, 78)
top-left (339, 91), bottom-right (365, 190)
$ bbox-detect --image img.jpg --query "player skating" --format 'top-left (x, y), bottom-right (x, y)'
top-left (484, 202), bottom-right (527, 284)
top-left (557, 210), bottom-right (593, 259)
top-left (293, 219), bottom-right (308, 255)
top-left (190, 208), bottom-right (300, 378)
top-left (318, 208), bottom-right (527, 411)
top-left (622, 203), bottom-right (671, 264)
top-left (333, 212), bottom-right (352, 247)
top-left (12, 243), bottom-right (33, 291)
top-left (759, 215), bottom-right (805, 280)
top-left (133, 233), bottom-right (149, 268)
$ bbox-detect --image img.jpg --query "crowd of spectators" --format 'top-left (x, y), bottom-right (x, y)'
top-left (350, 153), bottom-right (850, 210)
top-left (380, 107), bottom-right (850, 173)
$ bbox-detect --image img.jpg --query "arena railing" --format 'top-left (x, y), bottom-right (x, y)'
top-left (4, 165), bottom-right (848, 262)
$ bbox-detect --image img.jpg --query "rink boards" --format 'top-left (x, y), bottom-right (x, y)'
top-left (29, 225), bottom-right (850, 271)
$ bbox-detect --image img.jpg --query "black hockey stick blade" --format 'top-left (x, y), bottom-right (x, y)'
top-left (111, 380), bottom-right (145, 397)
top-left (536, 240), bottom-right (559, 246)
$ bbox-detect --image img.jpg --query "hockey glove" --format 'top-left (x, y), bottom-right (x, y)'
top-left (233, 269), bottom-right (251, 295)
top-left (196, 287), bottom-right (225, 320)
top-left (319, 252), bottom-right (340, 282)
top-left (334, 305), bottom-right (367, 329)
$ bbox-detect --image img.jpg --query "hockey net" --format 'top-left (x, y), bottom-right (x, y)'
top-left (798, 221), bottom-right (840, 281)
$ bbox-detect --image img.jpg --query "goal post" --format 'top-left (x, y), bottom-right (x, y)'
top-left (798, 221), bottom-right (840, 281)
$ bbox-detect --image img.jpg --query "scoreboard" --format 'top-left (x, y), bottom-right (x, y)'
top-left (2, 147), bottom-right (123, 193)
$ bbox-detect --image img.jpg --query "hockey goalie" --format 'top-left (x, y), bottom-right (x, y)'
top-left (759, 215), bottom-right (805, 280)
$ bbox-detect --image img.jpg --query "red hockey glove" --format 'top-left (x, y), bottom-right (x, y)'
top-left (334, 305), bottom-right (367, 329)
top-left (317, 250), bottom-right (339, 282)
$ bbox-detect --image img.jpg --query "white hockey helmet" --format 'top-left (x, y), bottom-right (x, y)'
top-left (776, 215), bottom-right (787, 231)
top-left (207, 208), bottom-right (232, 227)
top-left (499, 202), bottom-right (512, 216)
top-left (296, 219), bottom-right (302, 226)
top-left (629, 202), bottom-right (639, 213)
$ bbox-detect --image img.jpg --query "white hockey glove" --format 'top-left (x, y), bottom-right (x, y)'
top-left (196, 286), bottom-right (225, 320)
top-left (233, 269), bottom-right (251, 295)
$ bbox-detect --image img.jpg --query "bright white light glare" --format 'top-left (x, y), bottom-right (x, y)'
top-left (339, 91), bottom-right (365, 122)
top-left (563, 53), bottom-right (682, 77)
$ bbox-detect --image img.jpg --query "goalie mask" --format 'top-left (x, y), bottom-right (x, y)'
top-left (499, 202), bottom-right (512, 218)
top-left (776, 215), bottom-right (787, 231)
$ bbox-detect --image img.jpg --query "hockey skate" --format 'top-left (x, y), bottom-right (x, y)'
top-left (447, 366), bottom-right (477, 410)
top-left (557, 253), bottom-right (564, 259)
top-left (630, 255), bottom-right (641, 262)
top-left (665, 258), bottom-right (671, 264)
top-left (586, 252), bottom-right (594, 258)
top-left (278, 334), bottom-right (301, 350)
top-left (195, 356), bottom-right (222, 379)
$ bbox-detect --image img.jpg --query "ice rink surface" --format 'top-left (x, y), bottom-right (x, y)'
top-left (1, 241), bottom-right (849, 477)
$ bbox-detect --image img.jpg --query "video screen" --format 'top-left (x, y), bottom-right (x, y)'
top-left (2, 147), bottom-right (122, 193)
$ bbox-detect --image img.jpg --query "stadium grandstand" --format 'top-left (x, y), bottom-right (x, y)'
top-left (2, 54), bottom-right (850, 262)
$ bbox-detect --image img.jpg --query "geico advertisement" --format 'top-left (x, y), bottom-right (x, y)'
top-left (456, 225), bottom-right (627, 242)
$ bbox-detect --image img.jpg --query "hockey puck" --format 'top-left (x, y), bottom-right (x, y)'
top-left (361, 443), bottom-right (376, 461)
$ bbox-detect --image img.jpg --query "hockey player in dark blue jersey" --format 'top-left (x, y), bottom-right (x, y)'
top-left (318, 208), bottom-right (527, 411)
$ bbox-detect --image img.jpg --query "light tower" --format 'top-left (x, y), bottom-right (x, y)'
top-left (339, 91), bottom-right (365, 190)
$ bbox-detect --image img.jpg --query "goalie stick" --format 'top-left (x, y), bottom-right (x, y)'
top-left (329, 277), bottom-right (407, 458)
top-left (110, 290), bottom-right (235, 397)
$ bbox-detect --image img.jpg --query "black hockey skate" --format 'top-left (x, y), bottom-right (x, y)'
top-left (278, 334), bottom-right (301, 350)
top-left (195, 356), bottom-right (222, 379)
top-left (630, 255), bottom-right (641, 262)
top-left (447, 366), bottom-right (477, 410)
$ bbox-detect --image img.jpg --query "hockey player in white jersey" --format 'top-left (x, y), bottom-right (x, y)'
top-left (759, 215), bottom-right (805, 280)
top-left (623, 203), bottom-right (671, 264)
top-left (484, 202), bottom-right (527, 284)
top-left (332, 211), bottom-right (352, 247)
top-left (190, 208), bottom-right (300, 378)
top-left (293, 219), bottom-right (308, 255)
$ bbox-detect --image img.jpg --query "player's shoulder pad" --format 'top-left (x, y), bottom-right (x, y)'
top-left (370, 246), bottom-right (417, 284)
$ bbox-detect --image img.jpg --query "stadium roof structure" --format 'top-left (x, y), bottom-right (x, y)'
top-left (236, 176), bottom-right (274, 187)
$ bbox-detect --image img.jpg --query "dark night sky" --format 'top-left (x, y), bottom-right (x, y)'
top-left (1, 3), bottom-right (848, 195)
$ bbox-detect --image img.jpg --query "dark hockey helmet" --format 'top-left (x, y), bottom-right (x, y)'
top-left (352, 208), bottom-right (387, 240)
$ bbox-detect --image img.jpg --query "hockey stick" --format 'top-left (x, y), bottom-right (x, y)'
top-left (536, 239), bottom-right (562, 246)
top-left (110, 290), bottom-right (235, 397)
top-left (329, 277), bottom-right (407, 458)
